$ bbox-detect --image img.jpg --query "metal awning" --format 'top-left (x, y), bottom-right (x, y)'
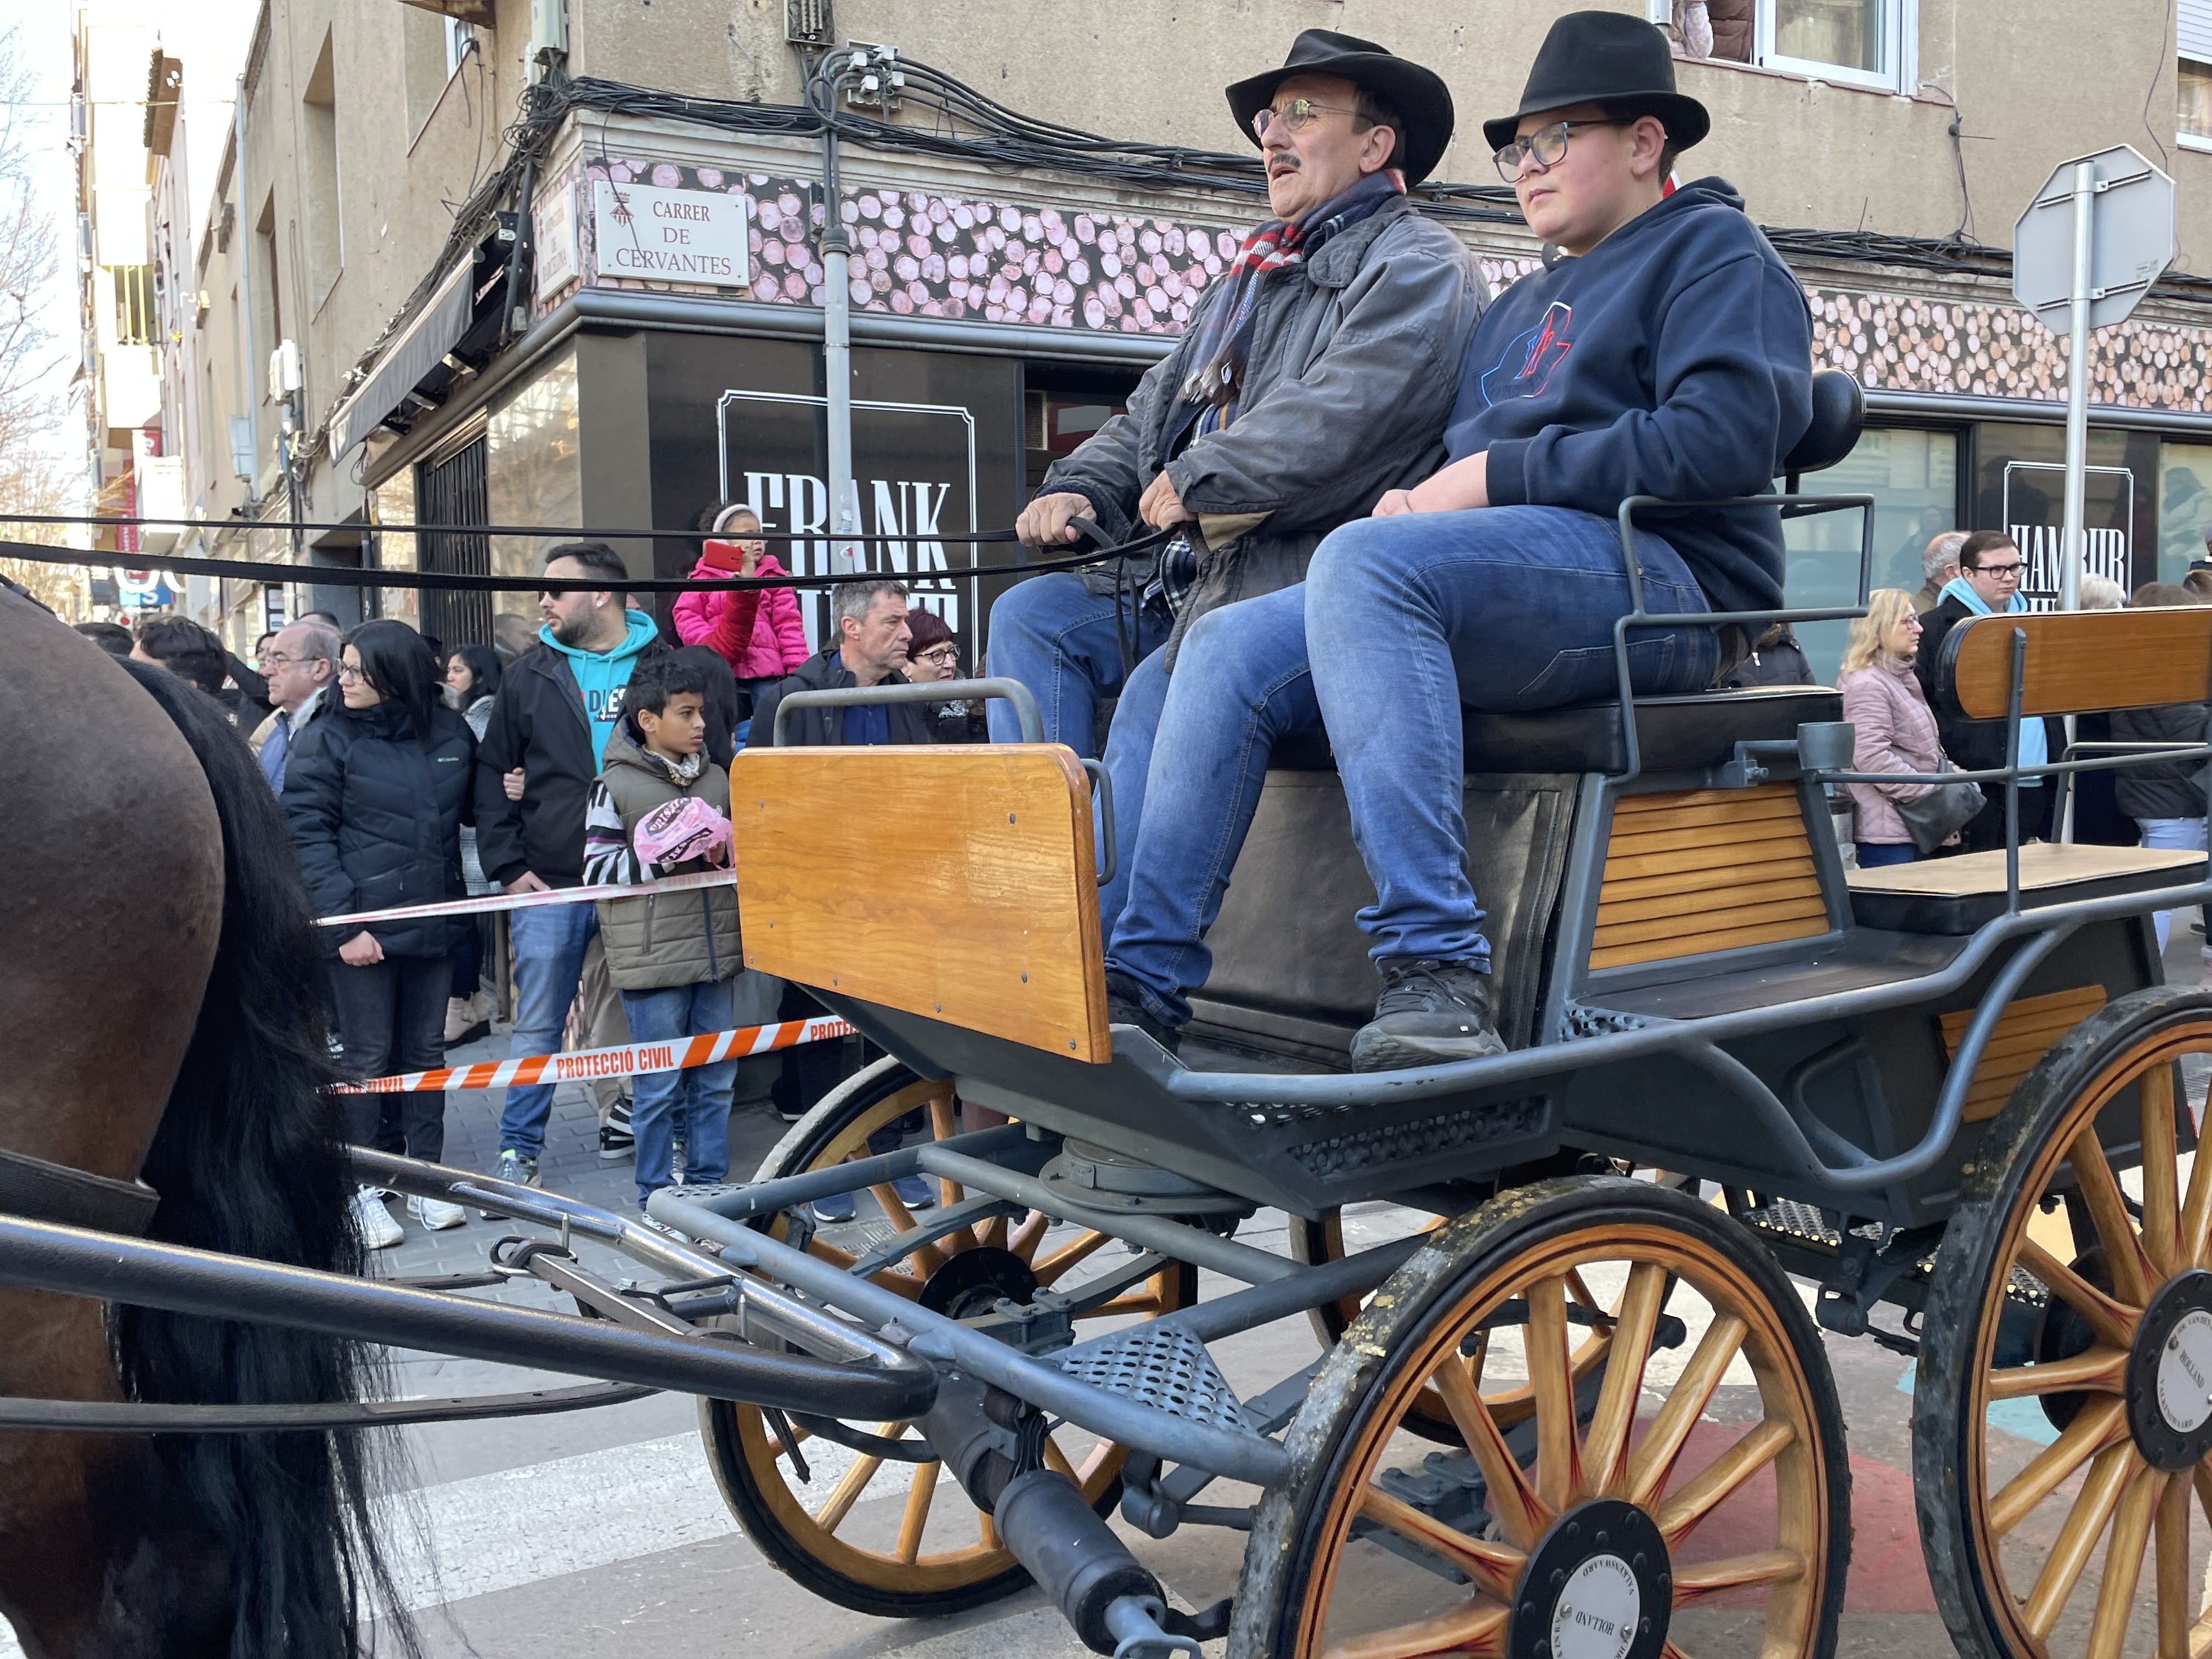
top-left (328, 259), bottom-right (477, 463)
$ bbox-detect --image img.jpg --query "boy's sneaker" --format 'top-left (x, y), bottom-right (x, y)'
top-left (1351, 959), bottom-right (1507, 1073)
top-left (810, 1190), bottom-right (857, 1224)
top-left (351, 1187), bottom-right (403, 1250)
top-left (408, 1194), bottom-right (467, 1232)
top-left (479, 1150), bottom-right (541, 1220)
top-left (889, 1174), bottom-right (937, 1212)
top-left (599, 1098), bottom-right (635, 1161)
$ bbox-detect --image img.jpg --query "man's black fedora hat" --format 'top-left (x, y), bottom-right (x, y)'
top-left (1226, 30), bottom-right (1455, 187)
top-left (1482, 10), bottom-right (1710, 154)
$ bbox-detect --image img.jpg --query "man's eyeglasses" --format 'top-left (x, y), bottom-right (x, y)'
top-left (1972, 560), bottom-right (2025, 579)
top-left (260, 651), bottom-right (318, 669)
top-left (911, 645), bottom-right (961, 667)
top-left (1251, 98), bottom-right (1369, 142)
top-left (1493, 118), bottom-right (1633, 182)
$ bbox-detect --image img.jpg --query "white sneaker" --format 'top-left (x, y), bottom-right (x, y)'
top-left (408, 1194), bottom-right (467, 1231)
top-left (352, 1187), bottom-right (404, 1250)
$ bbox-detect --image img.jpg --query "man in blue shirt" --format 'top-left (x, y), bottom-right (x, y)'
top-left (254, 619), bottom-right (340, 792)
top-left (749, 580), bottom-right (934, 748)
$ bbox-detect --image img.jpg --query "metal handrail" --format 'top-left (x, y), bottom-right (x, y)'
top-left (771, 675), bottom-right (1045, 745)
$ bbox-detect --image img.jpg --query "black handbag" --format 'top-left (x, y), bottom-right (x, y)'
top-left (1894, 763), bottom-right (1987, 854)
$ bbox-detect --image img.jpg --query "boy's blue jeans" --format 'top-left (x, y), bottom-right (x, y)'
top-left (618, 975), bottom-right (741, 1206)
top-left (1104, 507), bottom-right (1718, 1024)
top-left (984, 572), bottom-right (1170, 755)
top-left (498, 901), bottom-right (599, 1158)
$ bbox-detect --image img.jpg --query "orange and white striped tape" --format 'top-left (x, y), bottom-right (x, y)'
top-left (317, 868), bottom-right (737, 928)
top-left (333, 1014), bottom-right (854, 1094)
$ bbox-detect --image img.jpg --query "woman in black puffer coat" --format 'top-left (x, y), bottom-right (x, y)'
top-left (284, 620), bottom-right (474, 1243)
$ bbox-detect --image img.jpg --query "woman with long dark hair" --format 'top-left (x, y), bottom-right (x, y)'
top-left (284, 619), bottom-right (475, 1245)
top-left (442, 644), bottom-right (505, 1044)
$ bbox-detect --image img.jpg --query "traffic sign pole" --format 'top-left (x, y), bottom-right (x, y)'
top-left (2061, 160), bottom-right (2095, 613)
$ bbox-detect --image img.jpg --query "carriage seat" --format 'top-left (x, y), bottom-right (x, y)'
top-left (1271, 685), bottom-right (1843, 775)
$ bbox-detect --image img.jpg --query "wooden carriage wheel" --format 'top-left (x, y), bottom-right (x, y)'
top-left (1916, 984), bottom-right (2212, 1659)
top-left (700, 1057), bottom-right (1193, 1617)
top-left (1233, 1176), bottom-right (1848, 1659)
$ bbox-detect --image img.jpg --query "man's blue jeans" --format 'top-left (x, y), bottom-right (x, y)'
top-left (498, 901), bottom-right (599, 1158)
top-left (985, 572), bottom-right (1169, 755)
top-left (1307, 506), bottom-right (1719, 966)
top-left (619, 976), bottom-right (746, 1206)
top-left (1104, 586), bottom-right (1319, 1025)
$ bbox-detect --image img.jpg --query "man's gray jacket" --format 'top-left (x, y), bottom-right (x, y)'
top-left (1044, 194), bottom-right (1486, 664)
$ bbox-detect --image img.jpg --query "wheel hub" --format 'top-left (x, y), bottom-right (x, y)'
top-left (2128, 1267), bottom-right (2212, 1470)
top-left (1507, 1499), bottom-right (1670, 1659)
top-left (917, 1246), bottom-right (1038, 1322)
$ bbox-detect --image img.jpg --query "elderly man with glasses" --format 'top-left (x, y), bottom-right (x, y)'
top-left (1915, 528), bottom-right (2066, 849)
top-left (251, 618), bottom-right (341, 792)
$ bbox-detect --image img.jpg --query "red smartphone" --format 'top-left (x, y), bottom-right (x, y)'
top-left (698, 538), bottom-right (746, 573)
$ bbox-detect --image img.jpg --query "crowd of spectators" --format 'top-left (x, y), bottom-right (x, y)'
top-left (68, 525), bottom-right (983, 1246)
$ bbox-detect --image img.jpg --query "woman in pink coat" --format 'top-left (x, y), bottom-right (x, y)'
top-left (1838, 588), bottom-right (1957, 868)
top-left (672, 503), bottom-right (810, 703)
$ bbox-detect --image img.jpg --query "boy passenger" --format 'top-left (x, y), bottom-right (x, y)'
top-left (1098, 11), bottom-right (1814, 1070)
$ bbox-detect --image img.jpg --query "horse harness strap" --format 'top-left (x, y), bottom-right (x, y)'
top-left (0, 1146), bottom-right (159, 1236)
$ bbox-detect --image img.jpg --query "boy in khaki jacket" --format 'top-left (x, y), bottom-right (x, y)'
top-left (581, 658), bottom-right (778, 1210)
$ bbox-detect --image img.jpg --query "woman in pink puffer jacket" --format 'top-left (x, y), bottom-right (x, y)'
top-left (1838, 588), bottom-right (1959, 867)
top-left (672, 504), bottom-right (810, 696)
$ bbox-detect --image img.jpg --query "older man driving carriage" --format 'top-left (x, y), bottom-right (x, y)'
top-left (1102, 11), bottom-right (1816, 1069)
top-left (988, 30), bottom-right (1484, 906)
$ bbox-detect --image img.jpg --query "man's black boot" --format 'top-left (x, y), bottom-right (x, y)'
top-left (1104, 969), bottom-right (1182, 1056)
top-left (1351, 958), bottom-right (1506, 1072)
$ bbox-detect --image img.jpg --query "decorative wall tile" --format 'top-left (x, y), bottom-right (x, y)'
top-left (575, 155), bottom-right (2212, 412)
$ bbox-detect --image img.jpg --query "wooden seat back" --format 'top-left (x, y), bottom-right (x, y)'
top-left (731, 745), bottom-right (1110, 1063)
top-left (1942, 606), bottom-right (2212, 719)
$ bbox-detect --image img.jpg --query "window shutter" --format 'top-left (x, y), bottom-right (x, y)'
top-left (2183, 0), bottom-right (2212, 65)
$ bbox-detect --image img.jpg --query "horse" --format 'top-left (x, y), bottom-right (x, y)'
top-left (0, 587), bottom-right (415, 1657)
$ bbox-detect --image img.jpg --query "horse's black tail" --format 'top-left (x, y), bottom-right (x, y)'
top-left (112, 663), bottom-right (420, 1658)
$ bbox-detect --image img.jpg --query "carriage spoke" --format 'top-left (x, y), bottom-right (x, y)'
top-left (804, 1235), bottom-right (925, 1300)
top-left (2068, 1130), bottom-right (2154, 1306)
top-left (2023, 1441), bottom-right (2137, 1639)
top-left (1077, 1292), bottom-right (1163, 1318)
top-left (1528, 1274), bottom-right (1579, 1512)
top-left (2185, 1129), bottom-right (2212, 1271)
top-left (812, 1452), bottom-right (885, 1532)
top-left (1655, 1417), bottom-right (1796, 1549)
top-left (2142, 1065), bottom-right (2182, 1277)
top-left (896, 1462), bottom-right (939, 1564)
top-left (1984, 1344), bottom-right (2129, 1400)
top-left (1627, 1314), bottom-right (1748, 1511)
top-left (868, 1186), bottom-right (947, 1276)
top-left (1669, 1547), bottom-right (1804, 1607)
top-left (1987, 1396), bottom-right (2129, 1535)
top-left (1358, 1487), bottom-right (1525, 1604)
top-left (976, 1212), bottom-right (1010, 1252)
top-left (1008, 1210), bottom-right (1051, 1262)
top-left (1433, 1347), bottom-right (1550, 1549)
top-left (980, 1507), bottom-right (999, 1550)
top-left (2157, 1470), bottom-right (2192, 1659)
top-left (1320, 1598), bottom-right (1508, 1659)
top-left (1582, 1262), bottom-right (1666, 1502)
top-left (925, 1093), bottom-right (979, 1250)
top-left (2018, 1238), bottom-right (2138, 1348)
top-left (1041, 1438), bottom-right (1079, 1481)
top-left (1032, 1229), bottom-right (1112, 1288)
top-left (2085, 1463), bottom-right (2160, 1659)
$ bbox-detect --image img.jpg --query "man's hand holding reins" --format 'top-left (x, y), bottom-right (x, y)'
top-left (1016, 492), bottom-right (1099, 547)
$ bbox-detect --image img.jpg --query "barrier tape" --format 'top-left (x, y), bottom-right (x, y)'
top-left (334, 1014), bottom-right (855, 1094)
top-left (317, 868), bottom-right (736, 927)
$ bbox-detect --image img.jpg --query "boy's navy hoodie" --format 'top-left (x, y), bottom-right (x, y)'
top-left (1442, 178), bottom-right (1814, 617)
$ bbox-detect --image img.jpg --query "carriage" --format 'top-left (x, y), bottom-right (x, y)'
top-left (6, 370), bottom-right (2212, 1659)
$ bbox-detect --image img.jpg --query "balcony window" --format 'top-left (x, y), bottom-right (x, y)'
top-left (2181, 59), bottom-right (2212, 144)
top-left (110, 265), bottom-right (156, 347)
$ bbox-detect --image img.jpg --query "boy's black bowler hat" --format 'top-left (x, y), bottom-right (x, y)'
top-left (1482, 10), bottom-right (1711, 154)
top-left (1225, 30), bottom-right (1455, 186)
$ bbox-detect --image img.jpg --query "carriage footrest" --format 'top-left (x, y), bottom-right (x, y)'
top-left (1054, 1326), bottom-right (1255, 1435)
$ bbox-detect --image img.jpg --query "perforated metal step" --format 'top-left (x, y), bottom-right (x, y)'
top-left (1054, 1325), bottom-right (1255, 1434)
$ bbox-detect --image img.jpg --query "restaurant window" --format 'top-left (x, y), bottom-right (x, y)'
top-left (1781, 425), bottom-right (1960, 682)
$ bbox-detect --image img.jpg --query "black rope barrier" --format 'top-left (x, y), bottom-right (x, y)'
top-left (0, 529), bottom-right (1169, 594)
top-left (0, 511), bottom-right (1028, 544)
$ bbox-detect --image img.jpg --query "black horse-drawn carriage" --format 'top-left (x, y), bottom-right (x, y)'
top-left (5, 371), bottom-right (2212, 1659)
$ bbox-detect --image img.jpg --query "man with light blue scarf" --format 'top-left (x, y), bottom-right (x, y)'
top-left (1914, 528), bottom-right (2067, 849)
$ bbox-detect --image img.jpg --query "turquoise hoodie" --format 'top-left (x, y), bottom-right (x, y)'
top-left (541, 609), bottom-right (658, 767)
top-left (1938, 575), bottom-right (2048, 775)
